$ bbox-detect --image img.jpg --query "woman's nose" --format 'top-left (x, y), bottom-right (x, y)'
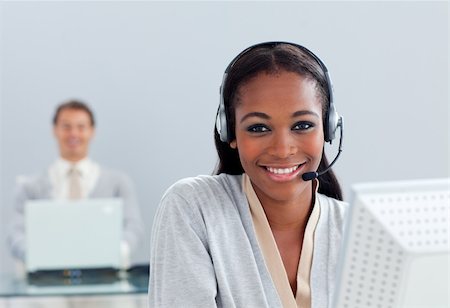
top-left (267, 132), bottom-right (297, 158)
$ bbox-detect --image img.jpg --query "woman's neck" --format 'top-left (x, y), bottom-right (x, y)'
top-left (256, 183), bottom-right (315, 232)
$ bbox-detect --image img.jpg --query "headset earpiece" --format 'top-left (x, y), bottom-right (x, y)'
top-left (216, 89), bottom-right (229, 142)
top-left (325, 102), bottom-right (339, 143)
top-left (216, 72), bottom-right (230, 143)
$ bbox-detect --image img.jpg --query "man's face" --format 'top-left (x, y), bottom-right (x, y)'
top-left (53, 108), bottom-right (95, 162)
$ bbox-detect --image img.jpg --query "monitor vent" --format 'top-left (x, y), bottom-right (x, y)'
top-left (340, 205), bottom-right (403, 308)
top-left (364, 190), bottom-right (449, 252)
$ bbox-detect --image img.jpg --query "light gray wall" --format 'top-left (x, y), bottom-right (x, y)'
top-left (1, 1), bottom-right (448, 273)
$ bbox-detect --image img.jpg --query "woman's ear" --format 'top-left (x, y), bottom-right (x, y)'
top-left (229, 140), bottom-right (237, 149)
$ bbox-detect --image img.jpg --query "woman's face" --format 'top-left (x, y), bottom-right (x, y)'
top-left (231, 70), bottom-right (324, 205)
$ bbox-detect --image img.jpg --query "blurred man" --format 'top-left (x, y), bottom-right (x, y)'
top-left (8, 99), bottom-right (143, 270)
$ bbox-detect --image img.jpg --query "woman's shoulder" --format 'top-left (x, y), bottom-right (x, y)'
top-left (317, 193), bottom-right (349, 222)
top-left (155, 174), bottom-right (245, 224)
top-left (163, 173), bottom-right (243, 200)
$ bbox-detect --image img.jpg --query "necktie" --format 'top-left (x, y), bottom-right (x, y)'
top-left (68, 166), bottom-right (82, 200)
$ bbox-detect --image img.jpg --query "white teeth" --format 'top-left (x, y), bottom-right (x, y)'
top-left (266, 165), bottom-right (299, 174)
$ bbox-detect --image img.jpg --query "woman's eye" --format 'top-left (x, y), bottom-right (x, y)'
top-left (247, 124), bottom-right (270, 133)
top-left (292, 122), bottom-right (314, 131)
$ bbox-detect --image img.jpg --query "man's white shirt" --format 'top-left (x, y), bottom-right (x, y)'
top-left (48, 157), bottom-right (100, 199)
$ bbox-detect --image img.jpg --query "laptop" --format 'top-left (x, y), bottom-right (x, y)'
top-left (25, 198), bottom-right (123, 273)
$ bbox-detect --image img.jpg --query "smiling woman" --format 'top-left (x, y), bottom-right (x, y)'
top-left (148, 42), bottom-right (348, 308)
top-left (215, 42), bottom-right (343, 200)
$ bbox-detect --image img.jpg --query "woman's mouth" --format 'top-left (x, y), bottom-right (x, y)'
top-left (262, 163), bottom-right (306, 181)
top-left (266, 165), bottom-right (300, 174)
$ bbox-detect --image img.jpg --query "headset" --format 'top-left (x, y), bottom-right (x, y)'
top-left (215, 41), bottom-right (344, 181)
top-left (216, 41), bottom-right (341, 144)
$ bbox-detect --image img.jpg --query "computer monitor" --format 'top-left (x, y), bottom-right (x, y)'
top-left (333, 178), bottom-right (449, 308)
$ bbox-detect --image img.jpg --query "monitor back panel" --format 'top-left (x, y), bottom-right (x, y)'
top-left (334, 178), bottom-right (450, 308)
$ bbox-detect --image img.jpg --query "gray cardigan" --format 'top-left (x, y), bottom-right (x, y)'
top-left (7, 167), bottom-right (143, 261)
top-left (148, 174), bottom-right (347, 308)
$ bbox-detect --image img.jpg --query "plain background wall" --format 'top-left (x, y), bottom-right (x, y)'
top-left (0, 1), bottom-right (448, 274)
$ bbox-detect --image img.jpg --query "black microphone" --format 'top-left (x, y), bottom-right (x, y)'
top-left (302, 117), bottom-right (344, 181)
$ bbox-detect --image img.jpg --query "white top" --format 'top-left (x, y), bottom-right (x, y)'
top-left (48, 157), bottom-right (100, 199)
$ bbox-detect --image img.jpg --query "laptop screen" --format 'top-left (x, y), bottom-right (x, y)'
top-left (25, 198), bottom-right (123, 272)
